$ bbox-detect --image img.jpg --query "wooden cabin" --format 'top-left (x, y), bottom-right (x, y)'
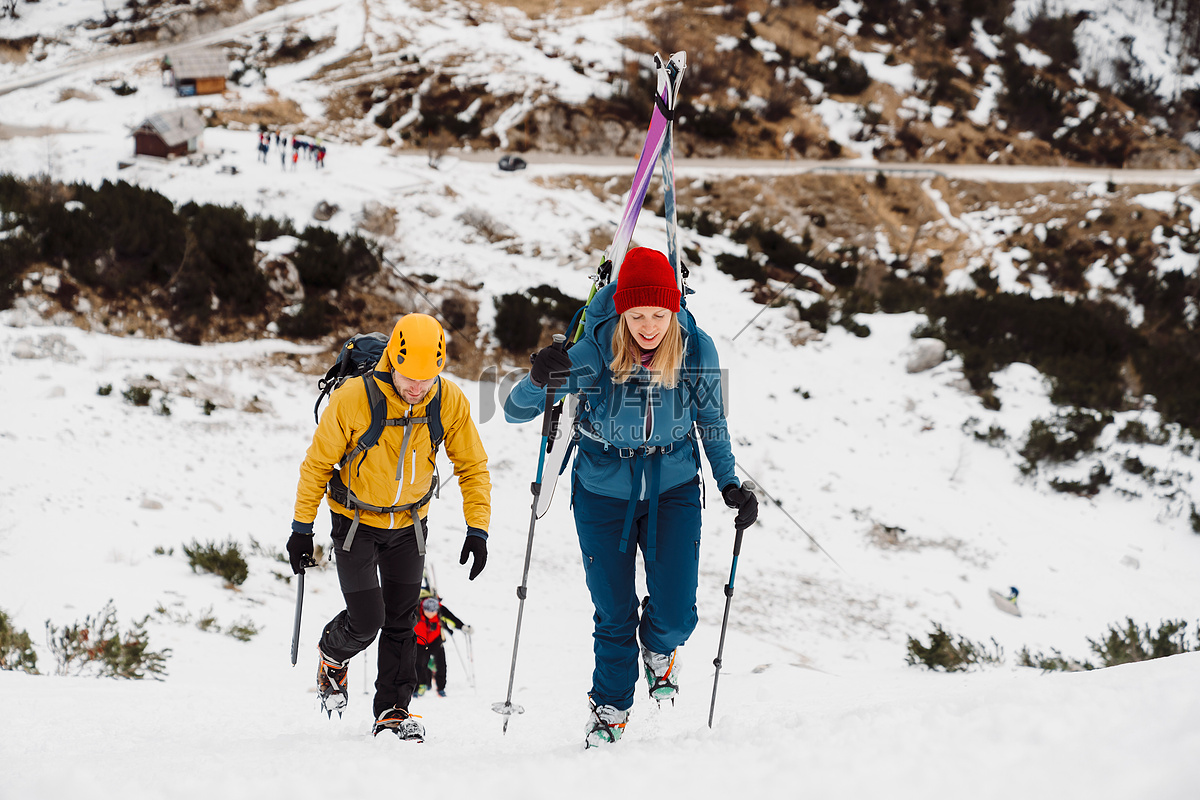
top-left (166, 49), bottom-right (227, 97)
top-left (132, 109), bottom-right (206, 159)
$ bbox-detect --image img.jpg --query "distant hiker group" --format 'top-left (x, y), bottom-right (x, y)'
top-left (257, 130), bottom-right (327, 170)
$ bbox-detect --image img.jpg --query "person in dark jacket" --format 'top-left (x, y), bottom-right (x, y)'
top-left (503, 247), bottom-right (758, 748)
top-left (414, 595), bottom-right (470, 697)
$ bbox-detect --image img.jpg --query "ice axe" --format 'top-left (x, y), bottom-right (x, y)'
top-left (289, 555), bottom-right (317, 666)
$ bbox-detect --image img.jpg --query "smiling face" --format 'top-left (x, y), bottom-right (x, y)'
top-left (622, 306), bottom-right (671, 351)
top-left (393, 370), bottom-right (436, 404)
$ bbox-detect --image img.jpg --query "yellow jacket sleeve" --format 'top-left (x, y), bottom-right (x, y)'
top-left (293, 380), bottom-right (367, 528)
top-left (439, 380), bottom-right (492, 533)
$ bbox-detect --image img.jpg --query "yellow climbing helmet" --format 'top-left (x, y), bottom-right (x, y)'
top-left (384, 313), bottom-right (446, 380)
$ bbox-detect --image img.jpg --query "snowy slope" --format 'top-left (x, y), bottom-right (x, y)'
top-left (2, 2), bottom-right (1200, 797)
top-left (2, 307), bottom-right (1199, 798)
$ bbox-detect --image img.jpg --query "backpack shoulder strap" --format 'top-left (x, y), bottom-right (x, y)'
top-left (340, 373), bottom-right (387, 468)
top-left (427, 376), bottom-right (445, 451)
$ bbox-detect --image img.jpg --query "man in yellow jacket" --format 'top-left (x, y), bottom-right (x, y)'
top-left (286, 313), bottom-right (491, 742)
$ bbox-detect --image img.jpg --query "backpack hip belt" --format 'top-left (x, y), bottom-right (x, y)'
top-left (327, 472), bottom-right (437, 555)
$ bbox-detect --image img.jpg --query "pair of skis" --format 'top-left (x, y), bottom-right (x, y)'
top-left (536, 50), bottom-right (689, 520)
top-left (492, 51), bottom-right (688, 733)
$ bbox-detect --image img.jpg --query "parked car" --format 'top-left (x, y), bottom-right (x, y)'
top-left (498, 154), bottom-right (527, 171)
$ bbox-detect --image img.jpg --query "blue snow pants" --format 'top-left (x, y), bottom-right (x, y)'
top-left (573, 476), bottom-right (702, 711)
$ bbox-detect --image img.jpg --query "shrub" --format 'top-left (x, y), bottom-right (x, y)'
top-left (493, 293), bottom-right (542, 351)
top-left (275, 298), bottom-right (336, 340)
top-left (922, 293), bottom-right (1132, 410)
top-left (97, 384), bottom-right (113, 396)
top-left (975, 425), bottom-right (1008, 446)
top-left (0, 608), bottom-right (39, 674)
top-left (252, 213), bottom-right (297, 242)
top-left (997, 34), bottom-right (1066, 141)
top-left (1023, 7), bottom-right (1082, 71)
top-left (838, 315), bottom-right (871, 338)
top-left (1019, 410), bottom-right (1111, 471)
top-left (1133, 341), bottom-right (1200, 431)
top-left (292, 226), bottom-right (379, 291)
top-left (796, 299), bottom-right (830, 333)
top-left (527, 284), bottom-right (585, 326)
top-left (715, 252), bottom-right (765, 282)
top-left (688, 106), bottom-right (738, 141)
top-left (1016, 646), bottom-right (1093, 672)
top-left (176, 203), bottom-right (266, 317)
top-left (122, 385), bottom-right (153, 407)
top-left (45, 601), bottom-right (169, 679)
top-left (183, 538), bottom-right (250, 586)
top-left (906, 623), bottom-right (1004, 672)
top-left (1116, 419), bottom-right (1168, 445)
top-left (804, 54), bottom-right (872, 96)
top-left (79, 180), bottom-right (185, 289)
top-left (1048, 462), bottom-right (1112, 496)
top-left (224, 619), bottom-right (260, 642)
top-left (878, 276), bottom-right (933, 313)
top-left (1087, 618), bottom-right (1199, 666)
top-left (0, 237), bottom-right (32, 309)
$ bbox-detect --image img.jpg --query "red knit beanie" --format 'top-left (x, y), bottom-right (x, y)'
top-left (614, 247), bottom-right (681, 314)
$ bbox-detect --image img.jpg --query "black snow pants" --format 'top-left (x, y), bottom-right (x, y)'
top-left (319, 510), bottom-right (426, 718)
top-left (417, 639), bottom-right (448, 692)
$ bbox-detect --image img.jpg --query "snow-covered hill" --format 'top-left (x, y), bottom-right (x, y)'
top-left (2, 297), bottom-right (1199, 798)
top-left (2, 3), bottom-right (1200, 797)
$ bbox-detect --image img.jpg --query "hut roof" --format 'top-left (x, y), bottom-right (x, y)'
top-left (169, 48), bottom-right (228, 81)
top-left (135, 108), bottom-right (206, 148)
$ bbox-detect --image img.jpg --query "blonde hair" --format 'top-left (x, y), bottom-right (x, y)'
top-left (609, 312), bottom-right (684, 388)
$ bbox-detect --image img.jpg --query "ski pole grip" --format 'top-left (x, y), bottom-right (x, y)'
top-left (539, 335), bottom-right (568, 437)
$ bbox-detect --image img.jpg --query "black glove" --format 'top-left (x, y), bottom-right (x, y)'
top-left (460, 530), bottom-right (488, 580)
top-left (722, 484), bottom-right (759, 530)
top-left (529, 343), bottom-right (571, 389)
top-left (287, 531), bottom-right (315, 575)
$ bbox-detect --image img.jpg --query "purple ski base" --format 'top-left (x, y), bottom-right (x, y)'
top-left (607, 84), bottom-right (671, 274)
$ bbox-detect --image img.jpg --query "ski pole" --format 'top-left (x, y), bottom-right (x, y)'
top-left (449, 631), bottom-right (473, 690)
top-left (493, 335), bottom-right (566, 732)
top-left (708, 481), bottom-right (756, 728)
top-left (466, 630), bottom-right (476, 687)
top-left (735, 465), bottom-right (845, 572)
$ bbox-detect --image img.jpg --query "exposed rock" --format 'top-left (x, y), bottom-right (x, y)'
top-left (905, 338), bottom-right (946, 373)
top-left (312, 200), bottom-right (339, 221)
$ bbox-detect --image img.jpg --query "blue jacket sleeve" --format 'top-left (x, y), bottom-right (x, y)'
top-left (503, 339), bottom-right (603, 423)
top-left (692, 331), bottom-right (739, 490)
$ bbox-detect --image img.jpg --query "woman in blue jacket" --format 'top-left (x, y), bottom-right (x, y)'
top-left (503, 247), bottom-right (758, 748)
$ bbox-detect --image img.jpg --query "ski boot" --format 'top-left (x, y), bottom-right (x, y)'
top-left (642, 647), bottom-right (679, 705)
top-left (316, 646), bottom-right (350, 718)
top-left (584, 697), bottom-right (628, 749)
top-left (436, 688), bottom-right (447, 697)
top-left (415, 683), bottom-right (429, 697)
top-left (372, 706), bottom-right (425, 742)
